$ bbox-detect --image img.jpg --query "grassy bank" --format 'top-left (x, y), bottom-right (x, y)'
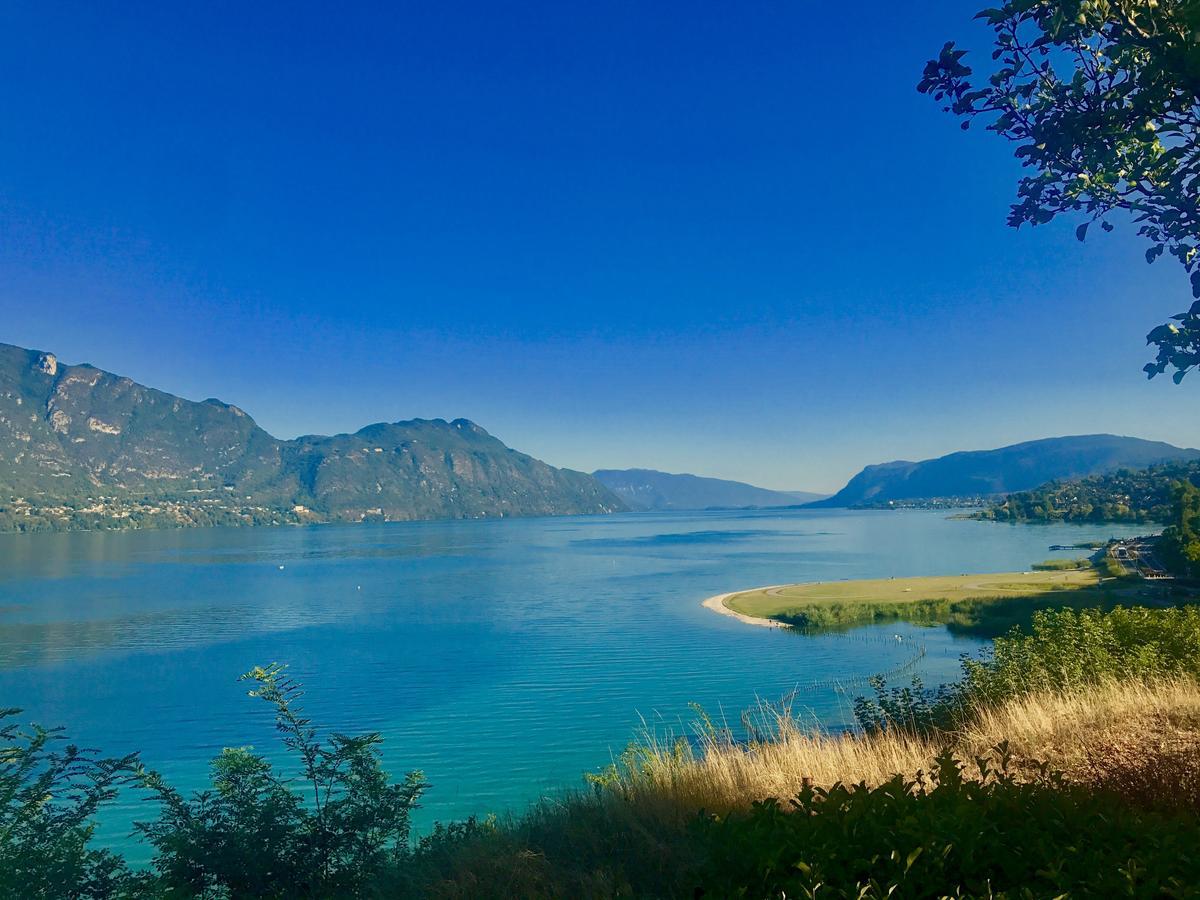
top-left (721, 568), bottom-right (1169, 636)
top-left (401, 607), bottom-right (1200, 897)
top-left (403, 680), bottom-right (1200, 898)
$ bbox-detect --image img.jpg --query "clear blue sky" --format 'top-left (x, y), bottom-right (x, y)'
top-left (1, 1), bottom-right (1193, 492)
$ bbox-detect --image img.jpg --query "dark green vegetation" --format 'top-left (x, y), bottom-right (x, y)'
top-left (11, 607), bottom-right (1200, 897)
top-left (808, 434), bottom-right (1199, 507)
top-left (920, 0), bottom-right (1200, 381)
top-left (0, 709), bottom-right (136, 899)
top-left (1161, 479), bottom-right (1200, 578)
top-left (3, 664), bottom-right (426, 898)
top-left (697, 748), bottom-right (1198, 899)
top-left (1030, 556), bottom-right (1091, 569)
top-left (591, 468), bottom-right (824, 510)
top-left (857, 605), bottom-right (1200, 733)
top-left (0, 342), bottom-right (623, 532)
top-left (977, 458), bottom-right (1200, 522)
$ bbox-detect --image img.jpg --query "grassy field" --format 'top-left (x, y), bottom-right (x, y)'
top-left (722, 569), bottom-right (1164, 636)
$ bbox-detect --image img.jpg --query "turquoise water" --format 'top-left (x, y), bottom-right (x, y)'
top-left (0, 508), bottom-right (1141, 859)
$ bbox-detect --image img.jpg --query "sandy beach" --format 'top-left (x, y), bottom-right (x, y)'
top-left (701, 586), bottom-right (791, 628)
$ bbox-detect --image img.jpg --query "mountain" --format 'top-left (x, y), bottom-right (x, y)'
top-left (811, 435), bottom-right (1200, 508)
top-left (0, 342), bottom-right (623, 530)
top-left (593, 468), bottom-right (827, 510)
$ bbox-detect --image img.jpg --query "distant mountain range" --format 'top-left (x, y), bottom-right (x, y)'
top-left (810, 434), bottom-right (1200, 508)
top-left (0, 342), bottom-right (623, 531)
top-left (593, 468), bottom-right (826, 510)
top-left (7, 341), bottom-right (1195, 532)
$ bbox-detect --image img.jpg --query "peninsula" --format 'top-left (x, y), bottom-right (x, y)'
top-left (704, 566), bottom-right (1168, 637)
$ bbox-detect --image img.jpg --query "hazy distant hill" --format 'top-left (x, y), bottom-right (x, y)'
top-left (593, 468), bottom-right (826, 510)
top-left (0, 342), bottom-right (623, 530)
top-left (811, 435), bottom-right (1200, 508)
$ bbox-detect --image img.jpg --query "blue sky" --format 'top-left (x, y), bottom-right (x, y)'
top-left (1, 1), bottom-right (1194, 492)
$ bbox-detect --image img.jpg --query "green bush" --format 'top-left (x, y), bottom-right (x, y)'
top-left (135, 664), bottom-right (427, 898)
top-left (856, 606), bottom-right (1200, 733)
top-left (0, 708), bottom-right (139, 899)
top-left (0, 665), bottom-right (426, 899)
top-left (963, 606), bottom-right (1200, 702)
top-left (695, 745), bottom-right (1200, 898)
top-left (1161, 480), bottom-right (1200, 579)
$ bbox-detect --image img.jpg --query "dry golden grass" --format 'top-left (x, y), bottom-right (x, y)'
top-left (412, 678), bottom-right (1200, 897)
top-left (606, 677), bottom-right (1200, 815)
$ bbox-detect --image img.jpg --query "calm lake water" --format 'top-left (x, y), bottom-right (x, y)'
top-left (0, 508), bottom-right (1143, 859)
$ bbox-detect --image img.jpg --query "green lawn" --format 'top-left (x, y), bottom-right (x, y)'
top-left (724, 569), bottom-right (1165, 636)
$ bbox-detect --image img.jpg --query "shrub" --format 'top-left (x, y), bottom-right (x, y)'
top-left (963, 606), bottom-right (1200, 702)
top-left (0, 708), bottom-right (138, 899)
top-left (856, 606), bottom-right (1200, 733)
top-left (695, 745), bottom-right (1200, 898)
top-left (135, 664), bottom-right (427, 898)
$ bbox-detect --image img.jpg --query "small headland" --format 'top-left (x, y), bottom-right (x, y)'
top-left (707, 567), bottom-right (1186, 637)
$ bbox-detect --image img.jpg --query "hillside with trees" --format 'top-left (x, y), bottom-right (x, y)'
top-left (976, 459), bottom-right (1200, 524)
top-left (1160, 480), bottom-right (1200, 579)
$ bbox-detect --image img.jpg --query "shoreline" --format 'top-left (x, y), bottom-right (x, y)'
top-left (701, 586), bottom-right (792, 628)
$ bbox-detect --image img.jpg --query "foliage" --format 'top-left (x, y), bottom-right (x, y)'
top-left (1160, 478), bottom-right (1200, 577)
top-left (857, 605), bottom-right (1200, 733)
top-left (1101, 553), bottom-right (1130, 576)
top-left (965, 603), bottom-right (1200, 694)
top-left (853, 675), bottom-right (945, 734)
top-left (134, 663), bottom-right (427, 898)
top-left (976, 458), bottom-right (1200, 522)
top-left (695, 744), bottom-right (1200, 898)
top-left (0, 708), bottom-right (139, 899)
top-left (919, 0), bottom-right (1200, 380)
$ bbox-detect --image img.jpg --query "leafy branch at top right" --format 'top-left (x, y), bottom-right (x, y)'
top-left (919, 0), bottom-right (1200, 381)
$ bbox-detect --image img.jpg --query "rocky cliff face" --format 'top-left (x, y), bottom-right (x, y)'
top-left (0, 343), bottom-right (285, 499)
top-left (0, 342), bottom-right (623, 530)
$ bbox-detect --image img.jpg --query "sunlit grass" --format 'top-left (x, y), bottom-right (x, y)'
top-left (720, 569), bottom-right (1162, 635)
top-left (406, 676), bottom-right (1200, 897)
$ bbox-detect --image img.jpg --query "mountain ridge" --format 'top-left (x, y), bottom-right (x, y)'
top-left (0, 341), bottom-right (624, 531)
top-left (811, 434), bottom-right (1200, 508)
top-left (593, 468), bottom-right (827, 510)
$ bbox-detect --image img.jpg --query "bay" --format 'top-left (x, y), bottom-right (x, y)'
top-left (0, 508), bottom-right (1141, 860)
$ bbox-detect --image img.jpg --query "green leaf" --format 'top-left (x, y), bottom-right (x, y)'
top-left (906, 846), bottom-right (925, 872)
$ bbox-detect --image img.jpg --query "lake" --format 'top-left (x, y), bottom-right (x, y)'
top-left (0, 508), bottom-right (1142, 859)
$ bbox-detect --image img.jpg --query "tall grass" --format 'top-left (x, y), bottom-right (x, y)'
top-left (404, 607), bottom-right (1200, 896)
top-left (583, 676), bottom-right (1200, 817)
top-left (403, 677), bottom-right (1200, 897)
